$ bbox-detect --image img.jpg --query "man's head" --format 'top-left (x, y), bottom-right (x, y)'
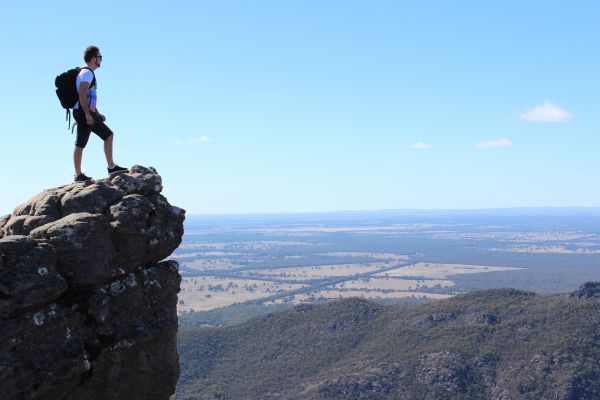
top-left (83, 45), bottom-right (102, 69)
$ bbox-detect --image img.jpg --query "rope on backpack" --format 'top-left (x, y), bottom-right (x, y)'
top-left (66, 109), bottom-right (72, 131)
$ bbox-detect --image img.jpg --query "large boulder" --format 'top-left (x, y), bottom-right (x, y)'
top-left (0, 166), bottom-right (184, 400)
top-left (30, 212), bottom-right (114, 286)
top-left (0, 235), bottom-right (66, 318)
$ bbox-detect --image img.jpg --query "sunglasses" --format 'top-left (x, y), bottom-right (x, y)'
top-left (96, 55), bottom-right (103, 60)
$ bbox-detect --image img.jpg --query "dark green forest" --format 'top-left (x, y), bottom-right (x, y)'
top-left (176, 284), bottom-right (600, 399)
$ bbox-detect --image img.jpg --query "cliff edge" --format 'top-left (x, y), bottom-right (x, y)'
top-left (0, 165), bottom-right (185, 400)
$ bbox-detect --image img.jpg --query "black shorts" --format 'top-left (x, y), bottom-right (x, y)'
top-left (73, 109), bottom-right (114, 148)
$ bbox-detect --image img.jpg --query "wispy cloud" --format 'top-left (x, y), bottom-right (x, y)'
top-left (520, 101), bottom-right (573, 122)
top-left (190, 136), bottom-right (211, 143)
top-left (171, 136), bottom-right (211, 145)
top-left (474, 138), bottom-right (513, 149)
top-left (408, 142), bottom-right (432, 150)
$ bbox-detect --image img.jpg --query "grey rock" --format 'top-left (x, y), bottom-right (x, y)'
top-left (60, 181), bottom-right (126, 215)
top-left (318, 363), bottom-right (405, 399)
top-left (295, 304), bottom-right (314, 313)
top-left (13, 187), bottom-right (62, 217)
top-left (0, 235), bottom-right (66, 318)
top-left (0, 166), bottom-right (184, 400)
top-left (0, 214), bottom-right (9, 238)
top-left (0, 214), bottom-right (9, 228)
top-left (109, 193), bottom-right (184, 269)
top-left (570, 281), bottom-right (600, 299)
top-left (0, 302), bottom-right (89, 400)
top-left (417, 351), bottom-right (469, 391)
top-left (11, 188), bottom-right (63, 218)
top-left (30, 212), bottom-right (114, 286)
top-left (65, 261), bottom-right (181, 400)
top-left (109, 165), bottom-right (164, 195)
top-left (3, 189), bottom-right (65, 236)
top-left (481, 312), bottom-right (500, 325)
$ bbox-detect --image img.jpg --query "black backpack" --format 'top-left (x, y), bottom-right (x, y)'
top-left (55, 67), bottom-right (96, 129)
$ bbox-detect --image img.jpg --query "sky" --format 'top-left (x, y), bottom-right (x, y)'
top-left (1, 1), bottom-right (599, 215)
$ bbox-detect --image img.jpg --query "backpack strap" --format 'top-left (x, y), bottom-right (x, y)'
top-left (68, 67), bottom-right (95, 132)
top-left (80, 67), bottom-right (96, 89)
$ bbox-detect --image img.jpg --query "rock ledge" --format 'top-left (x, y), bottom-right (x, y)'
top-left (0, 165), bottom-right (184, 400)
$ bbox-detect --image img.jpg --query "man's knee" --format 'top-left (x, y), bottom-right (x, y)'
top-left (76, 128), bottom-right (91, 148)
top-left (75, 139), bottom-right (88, 148)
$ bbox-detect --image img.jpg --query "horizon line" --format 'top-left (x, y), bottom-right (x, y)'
top-left (186, 206), bottom-right (600, 217)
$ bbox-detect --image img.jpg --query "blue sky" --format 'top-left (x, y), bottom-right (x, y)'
top-left (1, 1), bottom-right (598, 214)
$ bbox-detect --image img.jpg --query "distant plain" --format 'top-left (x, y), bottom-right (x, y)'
top-left (174, 210), bottom-right (600, 315)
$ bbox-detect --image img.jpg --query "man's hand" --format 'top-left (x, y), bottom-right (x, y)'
top-left (85, 113), bottom-right (94, 125)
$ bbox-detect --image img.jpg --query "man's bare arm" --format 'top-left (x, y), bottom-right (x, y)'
top-left (78, 82), bottom-right (94, 125)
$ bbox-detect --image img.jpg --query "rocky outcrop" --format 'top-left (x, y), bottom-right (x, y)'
top-left (571, 281), bottom-right (600, 299)
top-left (317, 363), bottom-right (406, 399)
top-left (0, 166), bottom-right (184, 400)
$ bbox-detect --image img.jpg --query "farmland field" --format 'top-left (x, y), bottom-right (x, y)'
top-left (174, 210), bottom-right (600, 318)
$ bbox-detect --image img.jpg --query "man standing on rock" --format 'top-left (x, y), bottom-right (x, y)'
top-left (73, 45), bottom-right (128, 182)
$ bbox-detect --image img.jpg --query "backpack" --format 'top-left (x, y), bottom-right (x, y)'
top-left (55, 67), bottom-right (96, 129)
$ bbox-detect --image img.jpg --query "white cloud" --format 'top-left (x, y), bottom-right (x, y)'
top-left (408, 142), bottom-right (432, 150)
top-left (474, 138), bottom-right (513, 148)
top-left (520, 101), bottom-right (573, 122)
top-left (189, 136), bottom-right (211, 143)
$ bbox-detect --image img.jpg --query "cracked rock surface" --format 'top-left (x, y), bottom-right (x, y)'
top-left (0, 165), bottom-right (184, 400)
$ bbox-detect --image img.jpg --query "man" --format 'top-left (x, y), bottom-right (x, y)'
top-left (72, 45), bottom-right (128, 181)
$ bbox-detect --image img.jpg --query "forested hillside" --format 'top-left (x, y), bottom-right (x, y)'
top-left (177, 282), bottom-right (600, 399)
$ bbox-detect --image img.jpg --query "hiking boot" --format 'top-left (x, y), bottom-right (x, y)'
top-left (108, 164), bottom-right (129, 175)
top-left (74, 173), bottom-right (93, 182)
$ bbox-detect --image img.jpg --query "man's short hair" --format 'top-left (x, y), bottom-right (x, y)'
top-left (83, 46), bottom-right (100, 63)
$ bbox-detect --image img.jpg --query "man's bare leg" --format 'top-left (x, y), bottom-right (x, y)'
top-left (104, 134), bottom-right (115, 169)
top-left (74, 146), bottom-right (84, 176)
